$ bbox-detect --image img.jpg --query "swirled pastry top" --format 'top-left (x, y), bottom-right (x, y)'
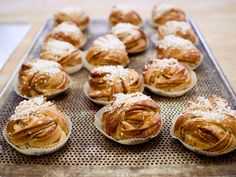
top-left (143, 58), bottom-right (194, 92)
top-left (157, 35), bottom-right (202, 69)
top-left (85, 35), bottom-right (129, 67)
top-left (54, 7), bottom-right (89, 30)
top-left (102, 93), bottom-right (161, 140)
top-left (6, 97), bottom-right (69, 149)
top-left (109, 5), bottom-right (142, 27)
top-left (110, 23), bottom-right (147, 53)
top-left (46, 22), bottom-right (86, 48)
top-left (173, 96), bottom-right (236, 154)
top-left (151, 4), bottom-right (186, 26)
top-left (18, 59), bottom-right (70, 97)
top-left (88, 65), bottom-right (143, 101)
top-left (157, 21), bottom-right (197, 44)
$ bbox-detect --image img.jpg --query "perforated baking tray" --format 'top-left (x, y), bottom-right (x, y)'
top-left (0, 19), bottom-right (236, 177)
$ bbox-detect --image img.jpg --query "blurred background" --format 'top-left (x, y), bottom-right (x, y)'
top-left (0, 0), bottom-right (236, 91)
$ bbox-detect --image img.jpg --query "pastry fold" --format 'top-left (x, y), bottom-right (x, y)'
top-left (18, 59), bottom-right (70, 97)
top-left (172, 96), bottom-right (236, 154)
top-left (102, 93), bottom-right (161, 140)
top-left (45, 22), bottom-right (87, 48)
top-left (109, 6), bottom-right (142, 27)
top-left (110, 23), bottom-right (147, 53)
top-left (157, 35), bottom-right (202, 69)
top-left (151, 4), bottom-right (186, 27)
top-left (88, 66), bottom-right (143, 101)
top-left (85, 34), bottom-right (129, 67)
top-left (6, 97), bottom-right (69, 149)
top-left (54, 7), bottom-right (89, 30)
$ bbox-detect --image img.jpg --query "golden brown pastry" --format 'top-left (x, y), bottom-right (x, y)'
top-left (151, 4), bottom-right (186, 27)
top-left (102, 93), bottom-right (162, 140)
top-left (143, 58), bottom-right (197, 97)
top-left (45, 21), bottom-right (87, 48)
top-left (40, 39), bottom-right (82, 74)
top-left (5, 96), bottom-right (69, 149)
top-left (110, 23), bottom-right (147, 53)
top-left (85, 34), bottom-right (129, 69)
top-left (18, 59), bottom-right (71, 98)
top-left (54, 7), bottom-right (89, 30)
top-left (157, 35), bottom-right (202, 69)
top-left (157, 21), bottom-right (197, 44)
top-left (88, 65), bottom-right (144, 102)
top-left (109, 5), bottom-right (142, 27)
top-left (172, 95), bottom-right (236, 155)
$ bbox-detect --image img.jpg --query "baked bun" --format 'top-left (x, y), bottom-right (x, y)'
top-left (102, 93), bottom-right (162, 140)
top-left (45, 21), bottom-right (87, 48)
top-left (87, 65), bottom-right (144, 102)
top-left (5, 97), bottom-right (70, 150)
top-left (17, 59), bottom-right (71, 98)
top-left (84, 34), bottom-right (129, 70)
top-left (171, 95), bottom-right (236, 156)
top-left (40, 39), bottom-right (83, 74)
top-left (54, 7), bottom-right (89, 30)
top-left (157, 35), bottom-right (202, 69)
top-left (143, 58), bottom-right (197, 97)
top-left (109, 5), bottom-right (142, 27)
top-left (151, 4), bottom-right (186, 27)
top-left (157, 21), bottom-right (197, 44)
top-left (110, 23), bottom-right (147, 53)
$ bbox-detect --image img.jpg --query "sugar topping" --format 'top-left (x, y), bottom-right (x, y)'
top-left (109, 93), bottom-right (151, 111)
top-left (53, 22), bottom-right (82, 35)
top-left (10, 96), bottom-right (52, 120)
top-left (92, 65), bottom-right (130, 81)
top-left (111, 23), bottom-right (140, 36)
top-left (145, 58), bottom-right (179, 72)
top-left (93, 34), bottom-right (126, 51)
top-left (152, 4), bottom-right (174, 20)
top-left (158, 35), bottom-right (195, 50)
top-left (188, 96), bottom-right (236, 120)
top-left (28, 59), bottom-right (61, 76)
top-left (159, 21), bottom-right (191, 34)
top-left (58, 7), bottom-right (83, 14)
top-left (44, 39), bottom-right (76, 61)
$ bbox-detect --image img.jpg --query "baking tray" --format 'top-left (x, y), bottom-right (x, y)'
top-left (0, 19), bottom-right (236, 177)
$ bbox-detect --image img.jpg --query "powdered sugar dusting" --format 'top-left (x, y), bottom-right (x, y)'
top-left (158, 35), bottom-right (195, 50)
top-left (10, 96), bottom-right (52, 120)
top-left (53, 22), bottom-right (82, 35)
top-left (92, 65), bottom-right (129, 81)
top-left (145, 58), bottom-right (179, 72)
top-left (111, 23), bottom-right (140, 36)
top-left (159, 21), bottom-right (191, 35)
top-left (152, 4), bottom-right (174, 20)
top-left (93, 34), bottom-right (126, 51)
top-left (29, 59), bottom-right (61, 76)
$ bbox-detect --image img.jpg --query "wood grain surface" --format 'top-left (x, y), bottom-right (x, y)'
top-left (0, 0), bottom-right (236, 92)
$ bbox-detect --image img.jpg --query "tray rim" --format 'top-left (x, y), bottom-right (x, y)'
top-left (1, 18), bottom-right (236, 176)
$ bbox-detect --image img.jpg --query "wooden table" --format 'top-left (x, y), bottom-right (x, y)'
top-left (0, 0), bottom-right (236, 92)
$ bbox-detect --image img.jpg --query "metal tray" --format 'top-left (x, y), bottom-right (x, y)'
top-left (0, 19), bottom-right (236, 177)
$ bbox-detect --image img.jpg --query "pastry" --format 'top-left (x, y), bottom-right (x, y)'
top-left (87, 65), bottom-right (144, 103)
top-left (151, 4), bottom-right (186, 27)
top-left (143, 58), bottom-right (197, 97)
top-left (54, 7), bottom-right (89, 30)
top-left (84, 34), bottom-right (129, 70)
top-left (110, 23), bottom-right (147, 53)
top-left (157, 21), bottom-right (197, 44)
top-left (17, 59), bottom-right (71, 98)
top-left (157, 35), bottom-right (202, 69)
top-left (4, 96), bottom-right (71, 153)
top-left (171, 95), bottom-right (236, 155)
top-left (40, 39), bottom-right (83, 74)
top-left (45, 21), bottom-right (87, 48)
top-left (102, 93), bottom-right (162, 140)
top-left (109, 5), bottom-right (142, 27)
